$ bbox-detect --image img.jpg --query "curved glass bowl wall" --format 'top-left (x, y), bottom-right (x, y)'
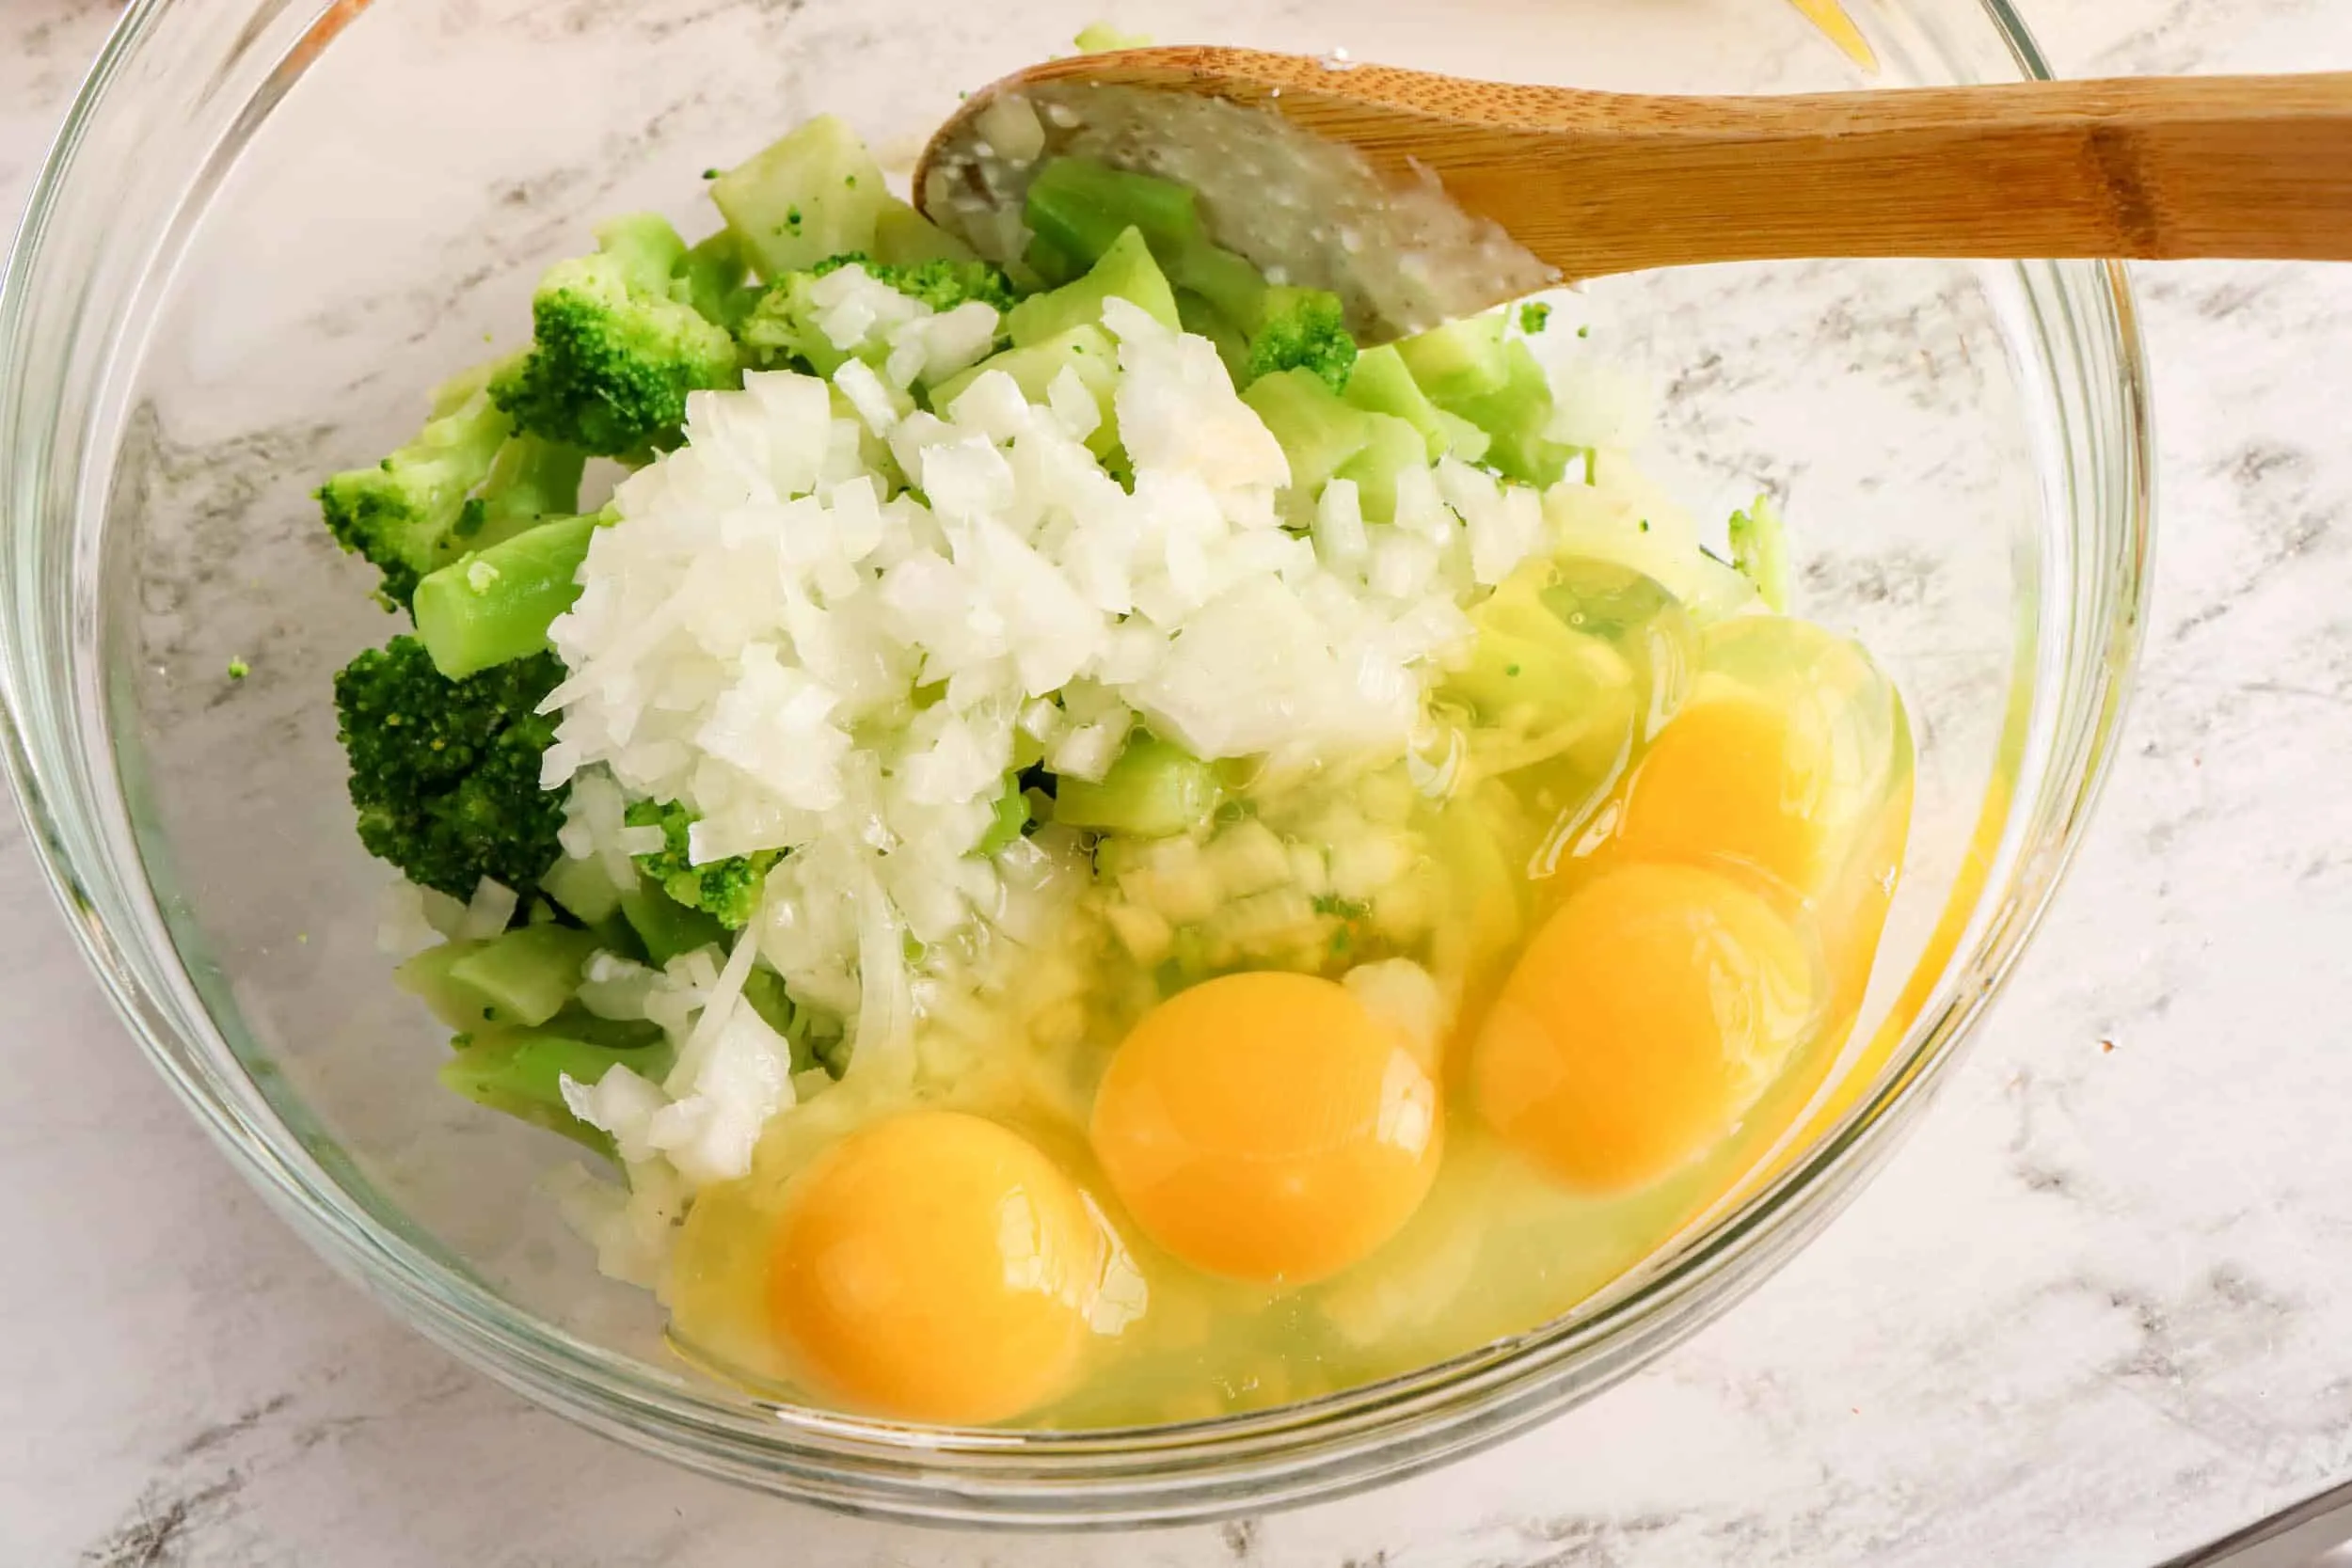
top-left (0, 0), bottom-right (2147, 1526)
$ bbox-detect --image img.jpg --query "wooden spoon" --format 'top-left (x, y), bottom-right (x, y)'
top-left (917, 45), bottom-right (2352, 315)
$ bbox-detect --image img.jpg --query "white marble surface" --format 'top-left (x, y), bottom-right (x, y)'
top-left (10, 0), bottom-right (2352, 1563)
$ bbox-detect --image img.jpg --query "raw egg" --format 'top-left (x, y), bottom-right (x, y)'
top-left (766, 1109), bottom-right (1104, 1424)
top-left (1614, 615), bottom-right (1911, 1015)
top-left (1089, 971), bottom-right (1441, 1286)
top-left (1472, 862), bottom-right (1818, 1192)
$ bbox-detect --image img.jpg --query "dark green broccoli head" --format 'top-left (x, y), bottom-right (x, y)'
top-left (491, 214), bottom-right (742, 457)
top-left (318, 372), bottom-right (516, 610)
top-left (335, 636), bottom-right (568, 901)
top-left (624, 798), bottom-right (781, 929)
top-left (1247, 285), bottom-right (1358, 395)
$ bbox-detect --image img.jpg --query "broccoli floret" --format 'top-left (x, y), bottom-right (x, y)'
top-left (335, 637), bottom-right (568, 902)
top-left (490, 214), bottom-right (742, 457)
top-left (738, 279), bottom-right (835, 374)
top-left (318, 368), bottom-right (519, 609)
top-left (624, 799), bottom-right (782, 929)
top-left (742, 254), bottom-right (1020, 373)
top-left (1246, 285), bottom-right (1357, 394)
top-left (1518, 301), bottom-right (1553, 336)
top-left (812, 253), bottom-right (1020, 314)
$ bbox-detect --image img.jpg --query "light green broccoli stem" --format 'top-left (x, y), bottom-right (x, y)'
top-left (1020, 156), bottom-right (1357, 389)
top-left (975, 773), bottom-right (1030, 857)
top-left (672, 229), bottom-right (758, 330)
top-left (1729, 494), bottom-right (1792, 613)
top-left (413, 510), bottom-right (604, 679)
top-left (1073, 21), bottom-right (1152, 51)
top-left (709, 117), bottom-right (896, 279)
top-left (1024, 157), bottom-right (1201, 280)
top-left (1004, 227), bottom-right (1178, 344)
top-left (1242, 368), bottom-right (1372, 499)
top-left (1052, 736), bottom-right (1223, 837)
top-left (617, 871), bottom-right (729, 966)
top-left (438, 923), bottom-right (601, 1028)
top-left (456, 435), bottom-right (588, 552)
top-left (440, 1028), bottom-right (675, 1155)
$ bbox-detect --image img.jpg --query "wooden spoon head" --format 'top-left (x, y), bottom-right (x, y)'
top-left (917, 45), bottom-right (1582, 201)
top-left (914, 46), bottom-right (1562, 337)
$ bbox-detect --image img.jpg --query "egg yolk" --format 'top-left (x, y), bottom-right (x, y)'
top-left (1472, 862), bottom-right (1817, 1193)
top-left (1090, 972), bottom-right (1442, 1286)
top-left (1613, 620), bottom-right (1911, 1026)
top-left (766, 1110), bottom-right (1103, 1424)
top-left (1617, 689), bottom-right (1842, 897)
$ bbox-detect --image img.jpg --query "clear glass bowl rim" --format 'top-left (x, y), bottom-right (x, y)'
top-left (0, 0), bottom-right (2153, 1528)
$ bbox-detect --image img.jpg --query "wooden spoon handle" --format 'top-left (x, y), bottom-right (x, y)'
top-left (1025, 49), bottom-right (2352, 277)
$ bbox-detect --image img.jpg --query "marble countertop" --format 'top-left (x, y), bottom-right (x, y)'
top-left (11, 0), bottom-right (2352, 1562)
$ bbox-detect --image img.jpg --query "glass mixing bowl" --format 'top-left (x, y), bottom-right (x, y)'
top-left (0, 0), bottom-right (2148, 1528)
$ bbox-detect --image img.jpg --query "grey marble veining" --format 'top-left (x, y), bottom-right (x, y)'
top-left (10, 0), bottom-right (2352, 1563)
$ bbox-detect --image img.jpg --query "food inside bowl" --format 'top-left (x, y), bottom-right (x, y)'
top-left (326, 75), bottom-right (1911, 1428)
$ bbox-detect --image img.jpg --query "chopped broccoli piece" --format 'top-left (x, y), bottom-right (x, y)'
top-left (334, 636), bottom-right (567, 902)
top-left (1245, 284), bottom-right (1357, 393)
top-left (1074, 21), bottom-right (1152, 51)
top-left (1053, 736), bottom-right (1223, 837)
top-left (1242, 368), bottom-right (1372, 498)
top-left (441, 1027), bottom-right (675, 1155)
top-left (976, 774), bottom-right (1030, 857)
top-left (743, 254), bottom-right (1018, 374)
top-left (226, 657), bottom-right (250, 680)
top-left (1518, 301), bottom-right (1553, 335)
top-left (1394, 311), bottom-right (1510, 404)
top-left (739, 277), bottom-right (843, 375)
top-left (671, 229), bottom-right (761, 332)
top-left (1729, 493), bottom-right (1792, 612)
top-left (1025, 158), bottom-right (1201, 270)
top-left (454, 433), bottom-right (587, 548)
top-left (618, 870), bottom-right (728, 965)
top-left (1332, 412), bottom-right (1428, 524)
top-left (1020, 156), bottom-right (1354, 392)
top-left (711, 117), bottom-right (895, 277)
top-left (809, 252), bottom-right (1019, 314)
top-left (1176, 288), bottom-right (1249, 379)
top-left (444, 924), bottom-right (601, 1028)
top-left (1439, 339), bottom-right (1574, 487)
top-left (871, 200), bottom-right (979, 266)
top-left (317, 367), bottom-right (518, 609)
top-left (931, 325), bottom-right (1120, 457)
top-left (1006, 228), bottom-right (1178, 343)
top-left (490, 213), bottom-right (741, 457)
top-left (414, 510), bottom-right (603, 678)
top-left (623, 799), bottom-right (781, 929)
